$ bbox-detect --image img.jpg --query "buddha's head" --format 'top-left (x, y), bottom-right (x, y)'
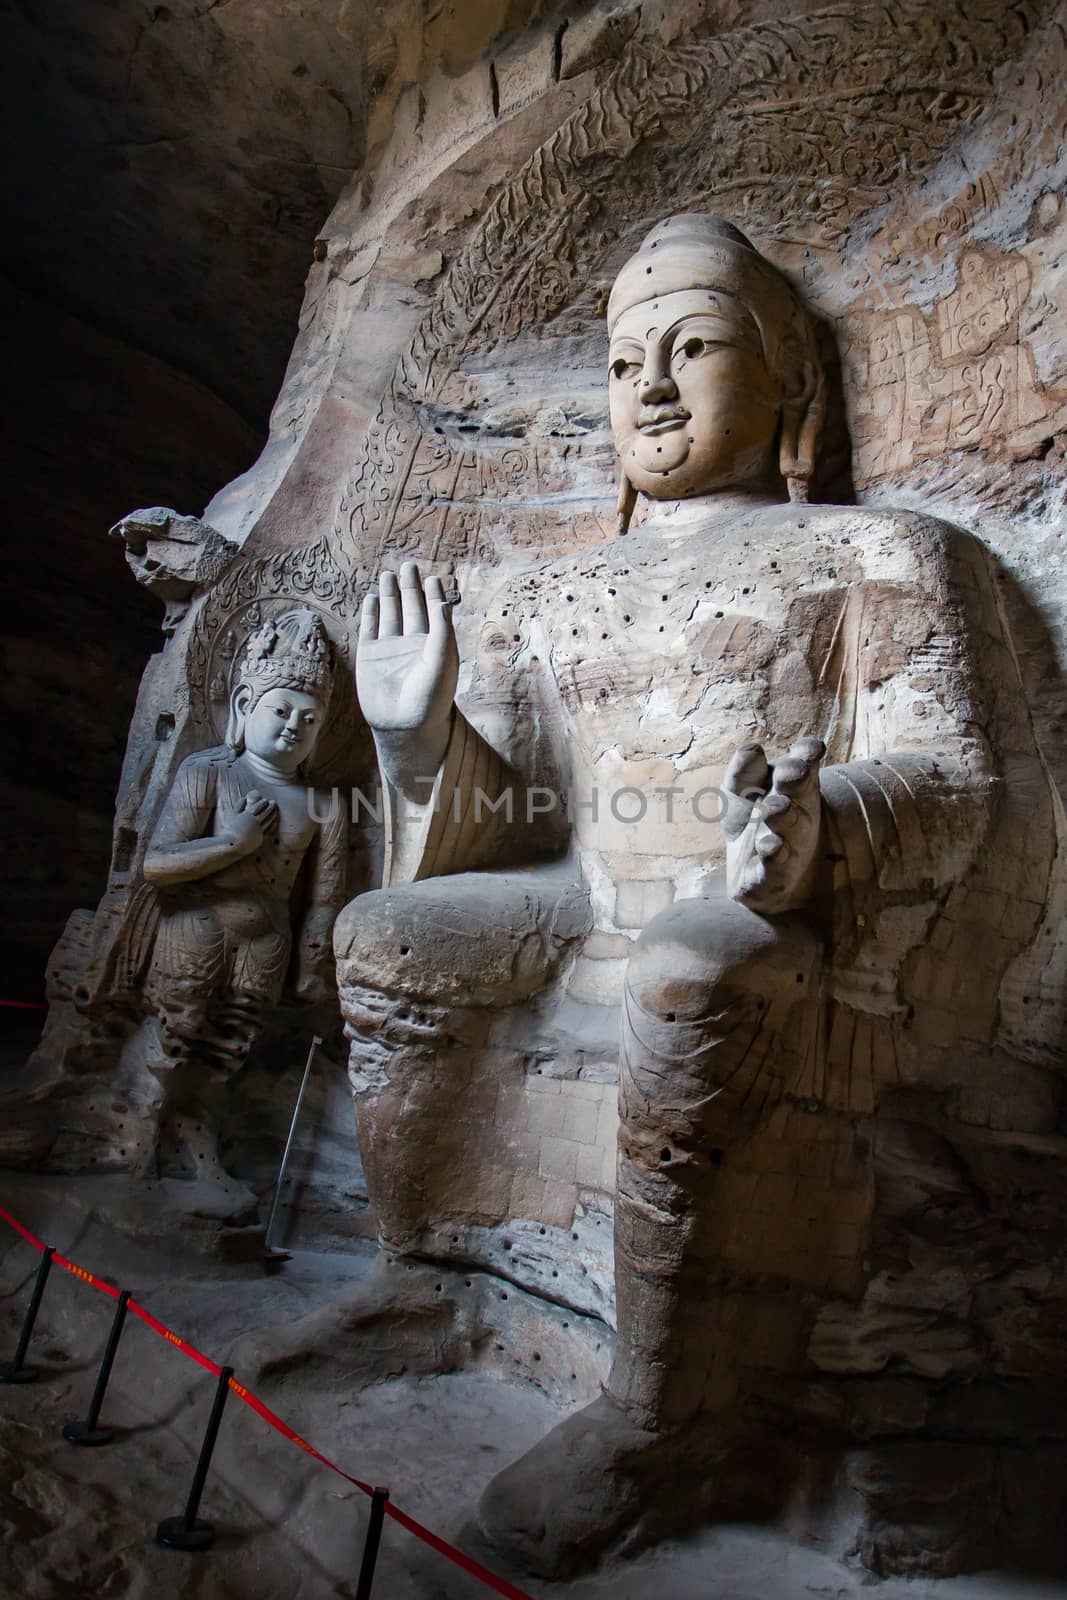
top-left (607, 215), bottom-right (824, 526)
top-left (226, 608), bottom-right (335, 775)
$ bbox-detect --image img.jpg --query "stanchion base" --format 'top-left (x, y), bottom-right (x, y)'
top-left (63, 1420), bottom-right (114, 1446)
top-left (156, 1516), bottom-right (215, 1552)
top-left (0, 1362), bottom-right (40, 1384)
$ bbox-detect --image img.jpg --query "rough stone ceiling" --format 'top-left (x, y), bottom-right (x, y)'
top-left (1, 0), bottom-right (574, 428)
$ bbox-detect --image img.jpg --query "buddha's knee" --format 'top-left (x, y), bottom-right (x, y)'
top-left (625, 894), bottom-right (819, 1024)
top-left (333, 870), bottom-right (590, 1008)
top-left (620, 895), bottom-right (820, 1150)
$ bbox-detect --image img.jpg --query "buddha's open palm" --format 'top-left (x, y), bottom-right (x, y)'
top-left (356, 563), bottom-right (458, 735)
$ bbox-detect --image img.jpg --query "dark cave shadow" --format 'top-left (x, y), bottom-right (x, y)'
top-left (809, 310), bottom-right (857, 507)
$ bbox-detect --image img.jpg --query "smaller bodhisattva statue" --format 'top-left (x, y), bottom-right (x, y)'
top-left (141, 608), bottom-right (346, 1175)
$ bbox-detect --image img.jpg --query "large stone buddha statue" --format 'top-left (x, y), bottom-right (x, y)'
top-left (334, 217), bottom-right (1054, 1570)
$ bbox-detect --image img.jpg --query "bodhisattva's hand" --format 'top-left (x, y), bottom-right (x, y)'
top-left (723, 737), bottom-right (825, 914)
top-left (227, 790), bottom-right (278, 854)
top-left (356, 562), bottom-right (459, 793)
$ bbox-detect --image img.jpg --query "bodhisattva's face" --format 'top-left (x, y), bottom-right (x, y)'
top-left (608, 288), bottom-right (783, 500)
top-left (242, 686), bottom-right (323, 773)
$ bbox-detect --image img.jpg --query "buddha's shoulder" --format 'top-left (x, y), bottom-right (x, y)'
top-left (481, 502), bottom-right (981, 614)
top-left (789, 504), bottom-right (987, 591)
top-left (693, 502), bottom-right (982, 586)
top-left (794, 501), bottom-right (972, 548)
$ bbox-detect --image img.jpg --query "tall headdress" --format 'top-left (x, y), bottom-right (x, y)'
top-left (607, 214), bottom-right (824, 521)
top-left (226, 608), bottom-right (335, 746)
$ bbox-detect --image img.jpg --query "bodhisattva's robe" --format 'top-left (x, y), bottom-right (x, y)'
top-left (145, 745), bottom-right (348, 1066)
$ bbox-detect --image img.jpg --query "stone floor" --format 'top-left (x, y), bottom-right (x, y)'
top-left (0, 1173), bottom-right (1063, 1600)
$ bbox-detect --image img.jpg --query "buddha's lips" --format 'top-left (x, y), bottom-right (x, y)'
top-left (637, 406), bottom-right (690, 435)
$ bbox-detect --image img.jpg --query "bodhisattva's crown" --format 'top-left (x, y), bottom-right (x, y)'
top-left (237, 608), bottom-right (335, 699)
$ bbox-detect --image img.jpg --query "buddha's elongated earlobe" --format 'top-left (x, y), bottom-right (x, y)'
top-left (779, 321), bottom-right (826, 503)
top-left (616, 468), bottom-right (637, 535)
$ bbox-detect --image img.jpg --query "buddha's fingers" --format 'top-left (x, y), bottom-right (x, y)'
top-left (723, 742), bottom-right (770, 841)
top-left (359, 588), bottom-right (379, 646)
top-left (751, 793), bottom-right (793, 857)
top-left (754, 819), bottom-right (790, 860)
top-left (724, 741), bottom-right (770, 798)
top-left (789, 736), bottom-right (826, 765)
top-left (378, 570), bottom-right (402, 638)
top-left (399, 561), bottom-right (428, 635)
top-left (425, 575), bottom-right (454, 644)
top-left (771, 753), bottom-right (821, 801)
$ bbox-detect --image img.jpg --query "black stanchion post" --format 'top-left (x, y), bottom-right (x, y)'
top-left (355, 1486), bottom-right (390, 1600)
top-left (0, 1245), bottom-right (55, 1385)
top-left (63, 1289), bottom-right (131, 1445)
top-left (156, 1364), bottom-right (234, 1552)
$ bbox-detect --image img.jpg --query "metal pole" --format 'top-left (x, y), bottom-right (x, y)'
top-left (156, 1365), bottom-right (233, 1551)
top-left (264, 1034), bottom-right (322, 1256)
top-left (63, 1289), bottom-right (131, 1445)
top-left (0, 1245), bottom-right (55, 1384)
top-left (355, 1486), bottom-right (390, 1599)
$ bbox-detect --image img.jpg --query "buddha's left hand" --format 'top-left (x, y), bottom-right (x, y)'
top-left (723, 737), bottom-right (825, 914)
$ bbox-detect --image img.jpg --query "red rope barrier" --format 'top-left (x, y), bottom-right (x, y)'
top-left (0, 1203), bottom-right (535, 1598)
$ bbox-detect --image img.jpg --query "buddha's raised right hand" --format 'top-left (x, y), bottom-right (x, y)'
top-left (356, 562), bottom-right (459, 791)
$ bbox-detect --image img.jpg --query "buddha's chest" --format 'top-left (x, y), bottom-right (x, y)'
top-left (541, 559), bottom-right (835, 773)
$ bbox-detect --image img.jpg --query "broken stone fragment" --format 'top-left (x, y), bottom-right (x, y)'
top-left (110, 506), bottom-right (238, 633)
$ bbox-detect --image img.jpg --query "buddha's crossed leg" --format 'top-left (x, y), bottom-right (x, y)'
top-left (478, 890), bottom-right (822, 1575)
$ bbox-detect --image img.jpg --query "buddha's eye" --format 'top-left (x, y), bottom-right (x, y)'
top-left (678, 336), bottom-right (706, 361)
top-left (611, 355), bottom-right (640, 380)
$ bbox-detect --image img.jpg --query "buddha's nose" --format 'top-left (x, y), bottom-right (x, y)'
top-left (640, 354), bottom-right (678, 404)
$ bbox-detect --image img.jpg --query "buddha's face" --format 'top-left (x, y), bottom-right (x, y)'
top-left (241, 685), bottom-right (323, 772)
top-left (608, 288), bottom-right (782, 500)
